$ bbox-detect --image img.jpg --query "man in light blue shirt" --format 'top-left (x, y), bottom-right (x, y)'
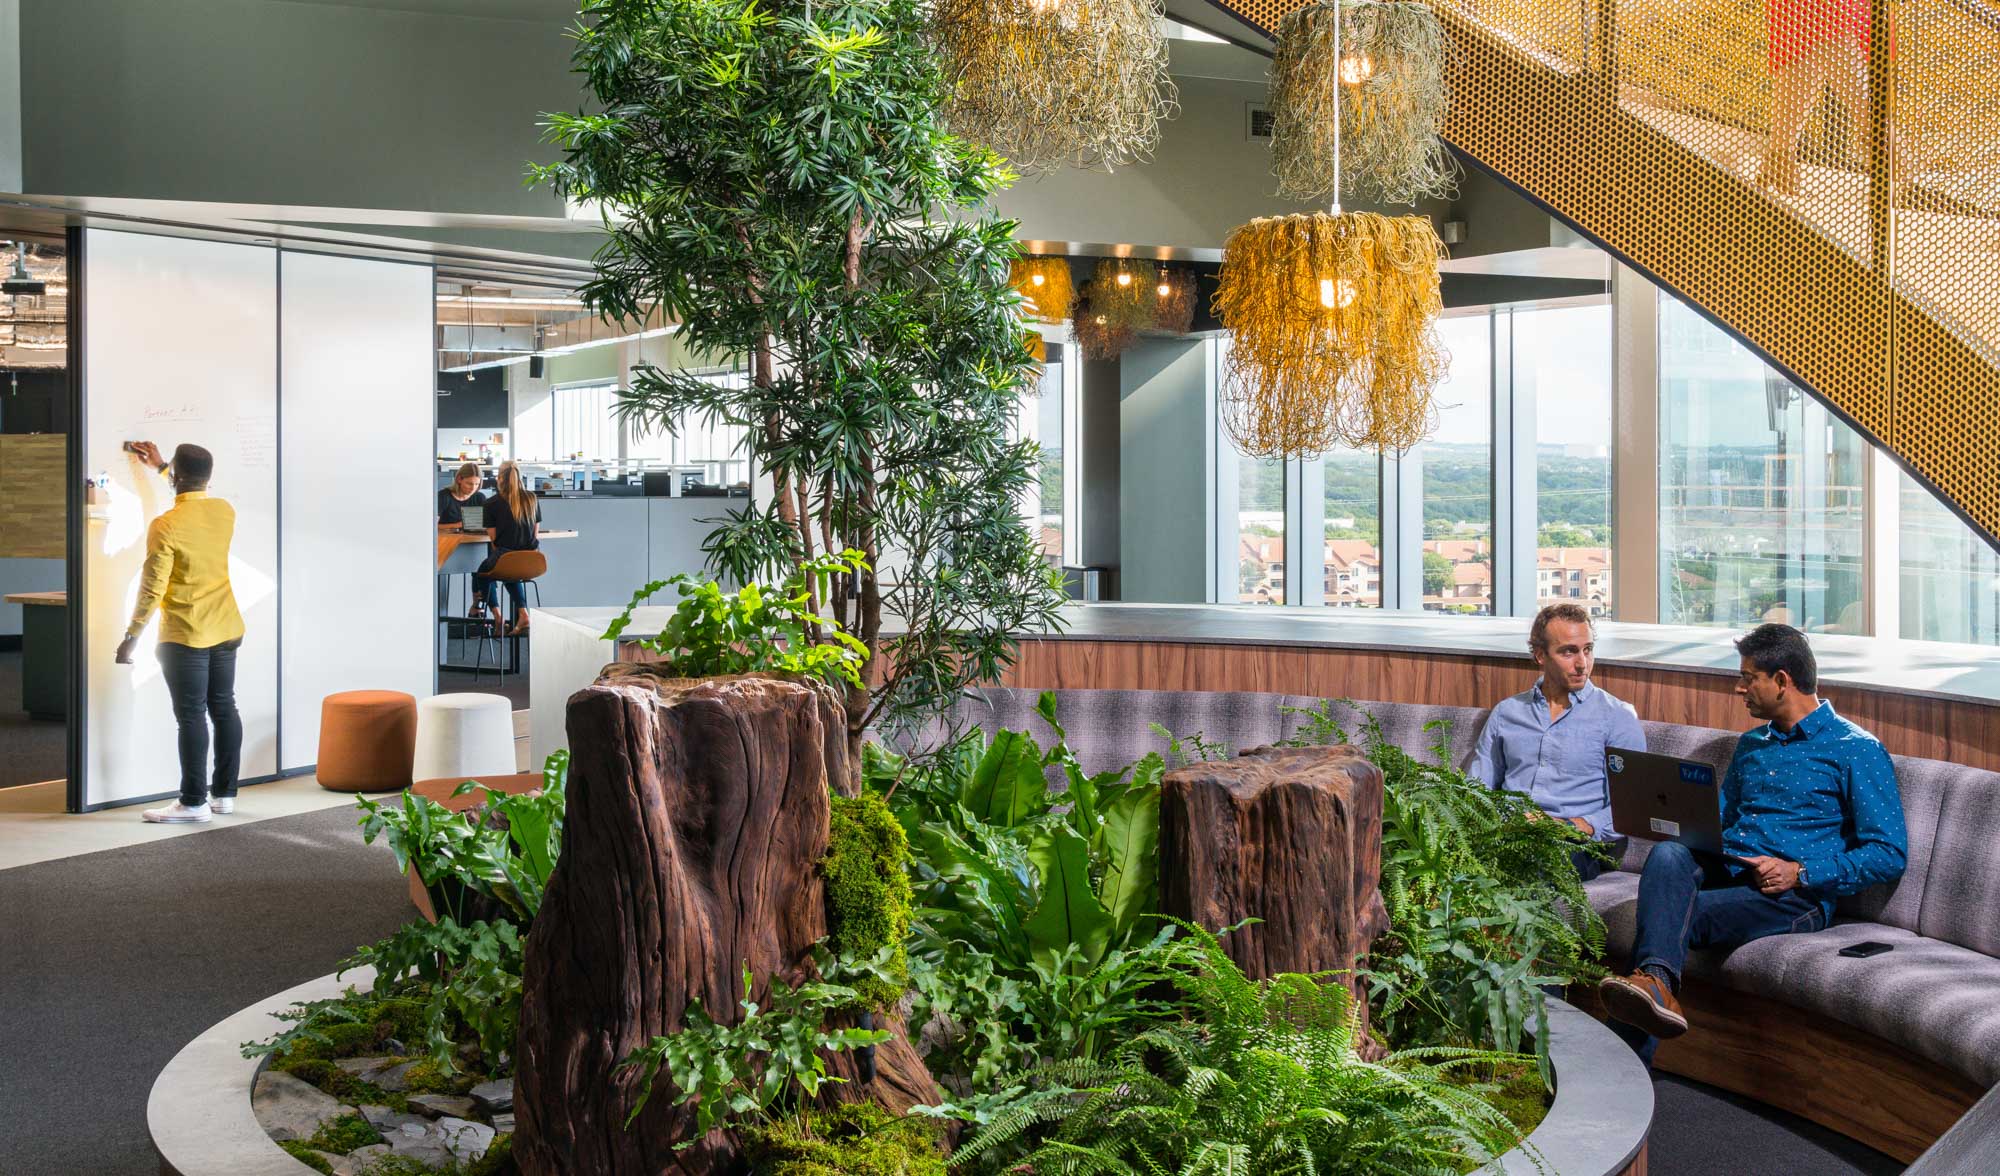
top-left (1468, 602), bottom-right (1645, 881)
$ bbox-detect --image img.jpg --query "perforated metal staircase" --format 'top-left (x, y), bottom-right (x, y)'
top-left (1196, 0), bottom-right (2000, 545)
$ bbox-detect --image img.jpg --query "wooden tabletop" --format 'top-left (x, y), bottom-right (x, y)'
top-left (3, 590), bottom-right (65, 606)
top-left (436, 529), bottom-right (578, 570)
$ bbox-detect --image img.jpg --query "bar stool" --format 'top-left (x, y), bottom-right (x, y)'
top-left (471, 549), bottom-right (547, 681)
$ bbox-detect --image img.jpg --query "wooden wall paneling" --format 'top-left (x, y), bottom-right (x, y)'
top-left (0, 434), bottom-right (67, 559)
top-left (1003, 639), bottom-right (2000, 772)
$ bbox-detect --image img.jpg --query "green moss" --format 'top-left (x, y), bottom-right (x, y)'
top-left (403, 1056), bottom-right (477, 1095)
top-left (273, 1059), bottom-right (410, 1115)
top-left (744, 1103), bottom-right (945, 1176)
top-left (823, 792), bottom-right (914, 1010)
top-left (277, 1141), bottom-right (335, 1174)
top-left (463, 1133), bottom-right (514, 1176)
top-left (373, 995), bottom-right (430, 1044)
top-left (296, 1112), bottom-right (384, 1154)
top-left (1446, 1062), bottom-right (1549, 1143)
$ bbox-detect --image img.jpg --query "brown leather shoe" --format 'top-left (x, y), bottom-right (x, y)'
top-left (1599, 970), bottom-right (1689, 1039)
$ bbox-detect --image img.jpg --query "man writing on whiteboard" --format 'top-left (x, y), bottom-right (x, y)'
top-left (114, 441), bottom-right (245, 825)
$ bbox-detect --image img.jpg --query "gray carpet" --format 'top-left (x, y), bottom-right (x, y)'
top-left (0, 804), bottom-right (1912, 1175)
top-left (0, 804), bottom-right (411, 1175)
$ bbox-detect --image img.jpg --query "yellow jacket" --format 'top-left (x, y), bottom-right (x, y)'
top-left (127, 489), bottom-right (245, 648)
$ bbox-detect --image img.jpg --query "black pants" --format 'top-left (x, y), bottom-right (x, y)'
top-left (158, 638), bottom-right (243, 807)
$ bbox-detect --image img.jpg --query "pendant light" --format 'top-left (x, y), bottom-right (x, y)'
top-left (1217, 4), bottom-right (1448, 459)
top-left (1269, 0), bottom-right (1454, 205)
top-left (932, 0), bottom-right (1180, 171)
top-left (1009, 256), bottom-right (1074, 323)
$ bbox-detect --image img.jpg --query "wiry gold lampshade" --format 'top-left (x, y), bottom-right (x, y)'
top-left (1153, 268), bottom-right (1197, 334)
top-left (1009, 256), bottom-right (1074, 323)
top-left (1269, 0), bottom-right (1454, 205)
top-left (932, 0), bottom-right (1179, 172)
top-left (1214, 211), bottom-right (1447, 458)
top-left (1071, 291), bottom-right (1138, 360)
top-left (1085, 258), bottom-right (1157, 330)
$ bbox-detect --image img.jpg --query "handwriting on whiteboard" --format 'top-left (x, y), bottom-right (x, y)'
top-left (237, 412), bottom-right (276, 470)
top-left (142, 403), bottom-right (204, 423)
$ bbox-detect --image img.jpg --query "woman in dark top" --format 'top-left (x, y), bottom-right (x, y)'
top-left (476, 461), bottom-right (541, 636)
top-left (437, 462), bottom-right (486, 527)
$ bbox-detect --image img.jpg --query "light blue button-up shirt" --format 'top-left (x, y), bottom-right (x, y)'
top-left (1721, 699), bottom-right (1907, 916)
top-left (1468, 681), bottom-right (1645, 839)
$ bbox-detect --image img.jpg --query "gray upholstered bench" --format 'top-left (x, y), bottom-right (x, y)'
top-left (931, 686), bottom-right (2000, 1162)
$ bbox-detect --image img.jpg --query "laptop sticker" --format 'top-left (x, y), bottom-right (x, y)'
top-left (1608, 754), bottom-right (1625, 773)
top-left (1650, 818), bottom-right (1681, 836)
top-left (1678, 763), bottom-right (1716, 786)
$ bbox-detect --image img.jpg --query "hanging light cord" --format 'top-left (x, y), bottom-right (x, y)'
top-left (1331, 0), bottom-right (1343, 217)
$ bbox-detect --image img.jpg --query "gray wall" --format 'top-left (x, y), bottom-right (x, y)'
top-left (19, 0), bottom-right (574, 216)
top-left (1080, 357), bottom-right (1121, 574)
top-left (1117, 338), bottom-right (1210, 604)
top-left (0, 555), bottom-right (60, 637)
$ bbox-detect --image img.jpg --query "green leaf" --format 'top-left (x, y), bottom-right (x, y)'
top-left (961, 730), bottom-right (1047, 827)
top-left (1096, 782), bottom-right (1161, 942)
top-left (1024, 825), bottom-right (1113, 968)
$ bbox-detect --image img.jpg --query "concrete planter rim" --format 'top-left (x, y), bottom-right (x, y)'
top-left (152, 977), bottom-right (1648, 1176)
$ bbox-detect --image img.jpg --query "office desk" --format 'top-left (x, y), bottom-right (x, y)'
top-left (4, 590), bottom-right (65, 720)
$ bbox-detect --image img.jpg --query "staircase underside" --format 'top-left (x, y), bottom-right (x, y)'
top-left (1195, 0), bottom-right (2000, 547)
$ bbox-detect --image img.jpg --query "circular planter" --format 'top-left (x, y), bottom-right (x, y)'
top-left (1483, 997), bottom-right (1654, 1176)
top-left (153, 979), bottom-right (1649, 1176)
top-left (150, 966), bottom-right (379, 1176)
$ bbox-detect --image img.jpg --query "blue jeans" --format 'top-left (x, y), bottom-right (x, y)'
top-left (1616, 840), bottom-right (1824, 1064)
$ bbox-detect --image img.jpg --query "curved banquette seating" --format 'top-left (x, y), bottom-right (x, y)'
top-left (934, 686), bottom-right (2000, 1161)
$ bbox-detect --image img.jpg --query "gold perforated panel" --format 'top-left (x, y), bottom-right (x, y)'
top-left (1202, 0), bottom-right (2000, 546)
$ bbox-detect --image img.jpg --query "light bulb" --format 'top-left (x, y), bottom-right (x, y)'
top-left (1157, 282), bottom-right (1172, 297)
top-left (1340, 54), bottom-right (1374, 85)
top-left (1116, 272), bottom-right (1132, 287)
top-left (1318, 277), bottom-right (1357, 309)
top-left (1031, 273), bottom-right (1045, 286)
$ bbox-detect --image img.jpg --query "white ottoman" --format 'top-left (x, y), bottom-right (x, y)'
top-left (412, 693), bottom-right (517, 783)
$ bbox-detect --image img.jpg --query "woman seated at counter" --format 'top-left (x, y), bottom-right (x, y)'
top-left (475, 461), bottom-right (541, 637)
top-left (437, 462), bottom-right (486, 527)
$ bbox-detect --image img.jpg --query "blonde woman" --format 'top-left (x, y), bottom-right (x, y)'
top-left (474, 461), bottom-right (541, 636)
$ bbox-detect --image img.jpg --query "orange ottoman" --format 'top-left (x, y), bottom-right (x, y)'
top-left (316, 690), bottom-right (418, 792)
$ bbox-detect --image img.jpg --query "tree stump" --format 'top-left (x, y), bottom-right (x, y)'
top-left (513, 669), bottom-right (938, 1176)
top-left (1159, 745), bottom-right (1390, 1050)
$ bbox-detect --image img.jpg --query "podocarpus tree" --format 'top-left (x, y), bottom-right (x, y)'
top-left (537, 0), bottom-right (1066, 768)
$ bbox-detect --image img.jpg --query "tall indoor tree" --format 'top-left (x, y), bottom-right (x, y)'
top-left (536, 0), bottom-right (1066, 762)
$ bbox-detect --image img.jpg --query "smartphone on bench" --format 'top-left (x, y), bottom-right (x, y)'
top-left (1839, 941), bottom-right (1894, 958)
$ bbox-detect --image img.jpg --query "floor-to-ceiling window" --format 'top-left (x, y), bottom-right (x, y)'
top-left (1238, 457), bottom-right (1286, 604)
top-left (1033, 349), bottom-right (1065, 565)
top-left (1320, 444), bottom-right (1382, 608)
top-left (1657, 296), bottom-right (1865, 631)
top-left (1520, 304), bottom-right (1615, 617)
top-left (1422, 314), bottom-right (1494, 614)
top-left (1900, 471), bottom-right (2000, 644)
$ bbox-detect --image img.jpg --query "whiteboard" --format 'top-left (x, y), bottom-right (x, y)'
top-left (83, 230), bottom-right (280, 806)
top-left (280, 252), bottom-right (434, 772)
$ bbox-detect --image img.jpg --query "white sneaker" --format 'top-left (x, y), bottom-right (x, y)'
top-left (142, 801), bottom-right (212, 824)
top-left (209, 797), bottom-right (235, 814)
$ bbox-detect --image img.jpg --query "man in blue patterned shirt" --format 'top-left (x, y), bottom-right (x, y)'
top-left (1598, 623), bottom-right (1908, 1057)
top-left (1469, 602), bottom-right (1645, 881)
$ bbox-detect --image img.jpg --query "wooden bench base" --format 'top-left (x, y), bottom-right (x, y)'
top-left (1570, 979), bottom-right (1985, 1162)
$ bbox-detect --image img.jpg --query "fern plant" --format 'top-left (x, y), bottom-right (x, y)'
top-left (947, 923), bottom-right (1535, 1175)
top-left (1284, 700), bottom-right (1609, 1076)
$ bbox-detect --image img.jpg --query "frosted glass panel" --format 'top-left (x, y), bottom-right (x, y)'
top-left (83, 230), bottom-right (279, 805)
top-left (280, 252), bottom-right (434, 771)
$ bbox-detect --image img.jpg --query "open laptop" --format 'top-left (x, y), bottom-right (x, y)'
top-left (1605, 746), bottom-right (1731, 855)
top-left (459, 504), bottom-right (484, 533)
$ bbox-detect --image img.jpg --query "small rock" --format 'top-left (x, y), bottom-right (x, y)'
top-left (335, 1056), bottom-right (414, 1092)
top-left (331, 1144), bottom-right (389, 1176)
top-left (383, 1038), bottom-right (408, 1055)
top-left (436, 1116), bottom-right (497, 1162)
top-left (357, 1104), bottom-right (431, 1137)
top-left (490, 1112), bottom-right (515, 1135)
top-left (469, 1078), bottom-right (513, 1113)
top-left (252, 1070), bottom-right (347, 1142)
top-left (407, 1093), bottom-right (478, 1120)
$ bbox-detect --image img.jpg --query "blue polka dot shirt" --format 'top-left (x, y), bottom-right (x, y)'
top-left (1721, 699), bottom-right (1909, 916)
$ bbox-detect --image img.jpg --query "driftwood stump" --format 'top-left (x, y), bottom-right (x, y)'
top-left (513, 668), bottom-right (937, 1176)
top-left (1159, 745), bottom-right (1390, 1049)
